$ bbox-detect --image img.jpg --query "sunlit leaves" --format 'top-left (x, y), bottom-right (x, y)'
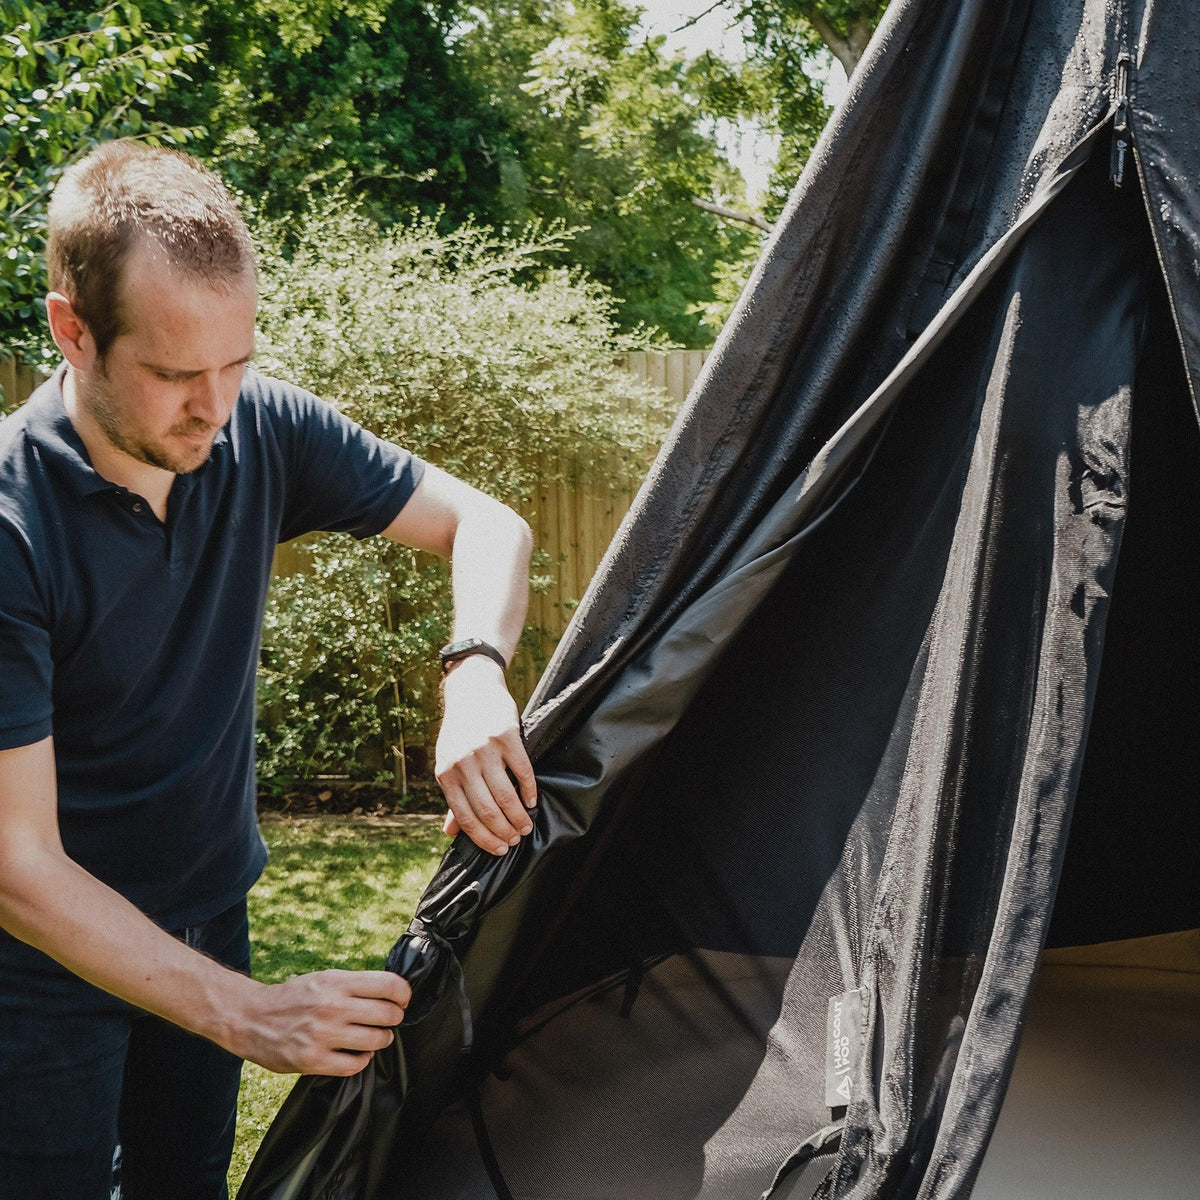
top-left (0, 1), bottom-right (203, 386)
top-left (728, 0), bottom-right (888, 217)
top-left (441, 0), bottom-right (760, 343)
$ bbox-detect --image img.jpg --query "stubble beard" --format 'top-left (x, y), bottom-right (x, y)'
top-left (85, 361), bottom-right (215, 475)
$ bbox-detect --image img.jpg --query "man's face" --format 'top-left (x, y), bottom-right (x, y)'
top-left (80, 239), bottom-right (257, 475)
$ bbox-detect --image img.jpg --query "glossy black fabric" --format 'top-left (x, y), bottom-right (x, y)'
top-left (239, 2), bottom-right (1200, 1197)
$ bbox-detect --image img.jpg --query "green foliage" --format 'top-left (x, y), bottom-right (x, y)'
top-left (134, 0), bottom-right (506, 226)
top-left (0, 1), bottom-right (203, 377)
top-left (127, 0), bottom-right (757, 344)
top-left (252, 197), bottom-right (673, 783)
top-left (731, 0), bottom-right (889, 217)
top-left (4, 0), bottom-right (887, 375)
top-left (688, 238), bottom-right (766, 334)
top-left (681, 0), bottom-right (890, 321)
top-left (455, 0), bottom-right (758, 344)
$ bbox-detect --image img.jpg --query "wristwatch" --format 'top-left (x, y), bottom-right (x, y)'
top-left (439, 637), bottom-right (508, 674)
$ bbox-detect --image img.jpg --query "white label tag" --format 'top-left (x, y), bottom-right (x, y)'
top-left (825, 987), bottom-right (866, 1108)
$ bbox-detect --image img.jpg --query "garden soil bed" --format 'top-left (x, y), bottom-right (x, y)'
top-left (257, 778), bottom-right (446, 818)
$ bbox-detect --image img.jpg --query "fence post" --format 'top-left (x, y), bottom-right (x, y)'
top-left (0, 358), bottom-right (50, 410)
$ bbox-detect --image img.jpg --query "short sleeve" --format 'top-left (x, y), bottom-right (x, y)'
top-left (254, 376), bottom-right (426, 544)
top-left (0, 525), bottom-right (54, 750)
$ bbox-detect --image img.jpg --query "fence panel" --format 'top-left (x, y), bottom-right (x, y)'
top-left (0, 358), bottom-right (49, 410)
top-left (506, 349), bottom-right (706, 704)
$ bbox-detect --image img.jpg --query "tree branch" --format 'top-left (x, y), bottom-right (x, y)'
top-left (806, 10), bottom-right (876, 76)
top-left (692, 197), bottom-right (773, 232)
top-left (671, 0), bottom-right (732, 36)
top-left (847, 16), bottom-right (874, 66)
top-left (806, 10), bottom-right (858, 75)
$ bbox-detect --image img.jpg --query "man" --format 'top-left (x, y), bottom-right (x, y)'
top-left (0, 140), bottom-right (537, 1198)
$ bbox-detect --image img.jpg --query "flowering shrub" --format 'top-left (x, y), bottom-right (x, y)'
top-left (253, 199), bottom-right (673, 788)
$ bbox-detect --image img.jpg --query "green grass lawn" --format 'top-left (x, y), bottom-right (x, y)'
top-left (229, 816), bottom-right (448, 1194)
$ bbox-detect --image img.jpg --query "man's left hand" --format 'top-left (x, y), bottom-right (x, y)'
top-left (434, 656), bottom-right (537, 855)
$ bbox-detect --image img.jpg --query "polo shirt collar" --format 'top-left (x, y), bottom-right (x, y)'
top-left (25, 363), bottom-right (229, 500)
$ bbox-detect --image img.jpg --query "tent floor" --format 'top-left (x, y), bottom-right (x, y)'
top-left (973, 930), bottom-right (1200, 1200)
top-left (752, 930), bottom-right (1200, 1200)
top-left (406, 933), bottom-right (1199, 1198)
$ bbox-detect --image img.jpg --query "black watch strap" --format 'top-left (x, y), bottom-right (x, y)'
top-left (439, 637), bottom-right (508, 674)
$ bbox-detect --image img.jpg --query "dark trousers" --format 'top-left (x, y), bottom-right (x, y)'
top-left (0, 899), bottom-right (250, 1200)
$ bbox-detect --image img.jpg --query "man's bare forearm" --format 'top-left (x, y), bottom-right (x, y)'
top-left (0, 842), bottom-right (410, 1075)
top-left (0, 738), bottom-right (411, 1080)
top-left (381, 463), bottom-right (533, 662)
top-left (382, 465), bottom-right (538, 852)
top-left (447, 498), bottom-right (533, 662)
top-left (0, 838), bottom-right (254, 1047)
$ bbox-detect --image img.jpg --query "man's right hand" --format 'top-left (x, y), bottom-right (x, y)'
top-left (0, 739), bottom-right (412, 1080)
top-left (223, 969), bottom-right (412, 1076)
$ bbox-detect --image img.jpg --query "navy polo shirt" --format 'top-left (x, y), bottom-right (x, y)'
top-left (0, 366), bottom-right (424, 927)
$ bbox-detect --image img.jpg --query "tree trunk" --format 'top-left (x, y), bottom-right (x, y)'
top-left (807, 11), bottom-right (875, 76)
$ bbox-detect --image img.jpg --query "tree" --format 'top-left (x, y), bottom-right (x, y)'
top-left (702, 0), bottom-right (889, 218)
top-left (0, 0), bottom-right (202, 383)
top-left (148, 0), bottom-right (764, 343)
top-left (676, 0), bottom-right (889, 329)
top-left (129, 0), bottom-right (507, 226)
top-left (25, 0), bottom-right (773, 344)
top-left (792, 0), bottom-right (880, 74)
top-left (6, 0), bottom-right (885, 363)
top-left (454, 0), bottom-right (758, 343)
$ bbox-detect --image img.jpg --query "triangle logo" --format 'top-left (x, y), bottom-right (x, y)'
top-left (836, 1074), bottom-right (853, 1103)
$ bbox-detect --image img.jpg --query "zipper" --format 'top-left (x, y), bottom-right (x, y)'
top-left (1109, 52), bottom-right (1133, 188)
top-left (1112, 33), bottom-right (1200, 426)
top-left (1130, 132), bottom-right (1200, 426)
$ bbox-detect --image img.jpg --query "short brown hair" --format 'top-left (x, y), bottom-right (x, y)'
top-left (47, 139), bottom-right (255, 358)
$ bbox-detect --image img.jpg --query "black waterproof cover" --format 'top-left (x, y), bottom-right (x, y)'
top-left (239, 1), bottom-right (1200, 1196)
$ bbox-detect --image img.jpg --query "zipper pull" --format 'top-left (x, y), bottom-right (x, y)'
top-left (1110, 52), bottom-right (1133, 188)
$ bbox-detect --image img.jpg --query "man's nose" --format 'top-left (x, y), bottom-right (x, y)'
top-left (186, 373), bottom-right (233, 428)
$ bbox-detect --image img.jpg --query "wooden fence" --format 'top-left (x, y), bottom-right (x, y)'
top-left (507, 349), bottom-right (707, 702)
top-left (1, 349), bottom-right (709, 707)
top-left (0, 358), bottom-right (49, 411)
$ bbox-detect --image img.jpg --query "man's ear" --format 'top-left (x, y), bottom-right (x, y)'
top-left (45, 292), bottom-right (97, 371)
